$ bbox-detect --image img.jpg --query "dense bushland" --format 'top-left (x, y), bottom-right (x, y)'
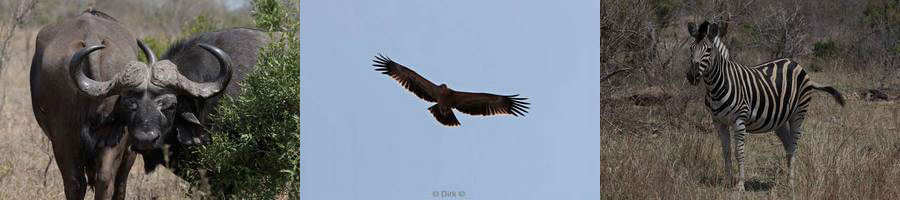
top-left (179, 0), bottom-right (300, 198)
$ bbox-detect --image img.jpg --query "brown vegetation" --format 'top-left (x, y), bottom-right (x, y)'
top-left (602, 0), bottom-right (900, 198)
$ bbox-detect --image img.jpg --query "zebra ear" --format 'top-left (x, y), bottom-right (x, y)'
top-left (697, 21), bottom-right (710, 39)
top-left (687, 22), bottom-right (699, 37)
top-left (706, 23), bottom-right (719, 40)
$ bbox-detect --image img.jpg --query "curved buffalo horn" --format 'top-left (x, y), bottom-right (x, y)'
top-left (137, 39), bottom-right (157, 64)
top-left (70, 45), bottom-right (118, 97)
top-left (179, 43), bottom-right (232, 98)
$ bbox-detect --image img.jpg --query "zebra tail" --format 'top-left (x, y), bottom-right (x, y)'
top-left (809, 82), bottom-right (845, 106)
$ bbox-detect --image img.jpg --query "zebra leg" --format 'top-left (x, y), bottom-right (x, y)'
top-left (715, 123), bottom-right (733, 187)
top-left (732, 118), bottom-right (748, 191)
top-left (785, 117), bottom-right (805, 194)
top-left (775, 124), bottom-right (795, 191)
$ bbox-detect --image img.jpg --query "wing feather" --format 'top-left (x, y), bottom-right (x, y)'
top-left (373, 54), bottom-right (439, 102)
top-left (448, 91), bottom-right (530, 117)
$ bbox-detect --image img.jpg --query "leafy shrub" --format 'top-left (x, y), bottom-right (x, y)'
top-left (893, 41), bottom-right (900, 56)
top-left (813, 40), bottom-right (839, 58)
top-left (862, 0), bottom-right (900, 29)
top-left (187, 0), bottom-right (300, 198)
top-left (138, 36), bottom-right (169, 63)
top-left (651, 0), bottom-right (681, 27)
top-left (181, 14), bottom-right (221, 38)
top-left (251, 0), bottom-right (297, 32)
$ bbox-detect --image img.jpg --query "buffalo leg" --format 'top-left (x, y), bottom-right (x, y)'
top-left (113, 149), bottom-right (136, 200)
top-left (92, 134), bottom-right (128, 200)
top-left (53, 143), bottom-right (87, 200)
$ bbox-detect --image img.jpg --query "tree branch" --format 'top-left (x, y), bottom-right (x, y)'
top-left (0, 0), bottom-right (37, 121)
top-left (600, 68), bottom-right (633, 84)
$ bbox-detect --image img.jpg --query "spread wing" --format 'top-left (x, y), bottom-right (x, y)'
top-left (448, 91), bottom-right (529, 117)
top-left (373, 54), bottom-right (439, 102)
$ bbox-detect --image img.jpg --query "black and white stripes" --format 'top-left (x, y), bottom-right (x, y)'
top-left (686, 20), bottom-right (845, 192)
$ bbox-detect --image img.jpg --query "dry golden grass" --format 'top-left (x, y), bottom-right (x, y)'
top-left (601, 51), bottom-right (900, 198)
top-left (0, 29), bottom-right (189, 200)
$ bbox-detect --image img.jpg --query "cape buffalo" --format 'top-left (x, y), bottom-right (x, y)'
top-left (136, 28), bottom-right (271, 178)
top-left (29, 10), bottom-right (232, 200)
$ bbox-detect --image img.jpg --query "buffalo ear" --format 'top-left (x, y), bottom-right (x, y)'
top-left (176, 112), bottom-right (208, 145)
top-left (87, 106), bottom-right (125, 148)
top-left (180, 112), bottom-right (204, 127)
top-left (687, 22), bottom-right (698, 37)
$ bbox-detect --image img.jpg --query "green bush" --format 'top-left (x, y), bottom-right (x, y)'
top-left (187, 0), bottom-right (300, 198)
top-left (138, 36), bottom-right (170, 63)
top-left (813, 40), bottom-right (839, 58)
top-left (862, 0), bottom-right (900, 28)
top-left (251, 0), bottom-right (297, 32)
top-left (892, 41), bottom-right (900, 56)
top-left (182, 14), bottom-right (221, 38)
top-left (651, 0), bottom-right (680, 27)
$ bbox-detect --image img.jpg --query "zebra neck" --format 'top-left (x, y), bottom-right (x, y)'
top-left (702, 36), bottom-right (732, 86)
top-left (710, 36), bottom-right (730, 65)
top-left (702, 41), bottom-right (733, 93)
top-left (702, 63), bottom-right (732, 102)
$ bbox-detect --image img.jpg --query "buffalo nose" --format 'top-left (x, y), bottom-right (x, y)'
top-left (134, 130), bottom-right (159, 142)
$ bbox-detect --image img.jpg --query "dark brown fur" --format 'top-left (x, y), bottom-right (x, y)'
top-left (30, 10), bottom-right (139, 200)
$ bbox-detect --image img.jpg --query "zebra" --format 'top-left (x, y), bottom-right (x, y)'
top-left (685, 20), bottom-right (845, 192)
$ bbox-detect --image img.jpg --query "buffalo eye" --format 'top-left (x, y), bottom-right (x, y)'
top-left (158, 101), bottom-right (170, 110)
top-left (157, 99), bottom-right (175, 111)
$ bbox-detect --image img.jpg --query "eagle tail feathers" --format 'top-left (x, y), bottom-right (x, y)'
top-left (428, 104), bottom-right (460, 127)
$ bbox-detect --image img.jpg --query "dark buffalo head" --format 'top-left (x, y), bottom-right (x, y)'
top-left (69, 41), bottom-right (232, 150)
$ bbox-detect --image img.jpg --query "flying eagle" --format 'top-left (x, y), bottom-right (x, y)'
top-left (373, 54), bottom-right (529, 126)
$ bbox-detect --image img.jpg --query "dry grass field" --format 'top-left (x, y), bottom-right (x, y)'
top-left (0, 29), bottom-right (188, 200)
top-left (601, 70), bottom-right (900, 199)
top-left (602, 1), bottom-right (900, 198)
top-left (600, 29), bottom-right (900, 200)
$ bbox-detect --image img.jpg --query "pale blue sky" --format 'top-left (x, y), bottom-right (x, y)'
top-left (221, 0), bottom-right (248, 10)
top-left (299, 0), bottom-right (599, 199)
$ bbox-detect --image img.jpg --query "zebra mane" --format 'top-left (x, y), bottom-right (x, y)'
top-left (712, 36), bottom-right (729, 61)
top-left (706, 22), bottom-right (730, 62)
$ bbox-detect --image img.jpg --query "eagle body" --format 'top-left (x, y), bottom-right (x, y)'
top-left (373, 54), bottom-right (529, 126)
